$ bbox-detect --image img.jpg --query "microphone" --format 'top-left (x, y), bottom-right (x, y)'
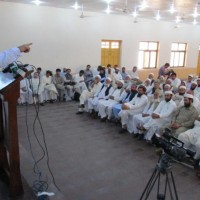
top-left (2, 62), bottom-right (33, 78)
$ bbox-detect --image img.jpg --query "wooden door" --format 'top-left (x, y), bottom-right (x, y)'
top-left (101, 40), bottom-right (121, 67)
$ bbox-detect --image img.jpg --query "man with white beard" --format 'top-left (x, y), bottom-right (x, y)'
top-left (31, 72), bottom-right (45, 106)
top-left (172, 85), bottom-right (186, 106)
top-left (98, 80), bottom-right (125, 121)
top-left (88, 77), bottom-right (114, 117)
top-left (123, 74), bottom-right (132, 90)
top-left (139, 91), bottom-right (177, 142)
top-left (118, 85), bottom-right (148, 133)
top-left (76, 75), bottom-right (102, 114)
top-left (131, 89), bottom-right (161, 139)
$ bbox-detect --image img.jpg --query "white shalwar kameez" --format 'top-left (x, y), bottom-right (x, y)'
top-left (143, 99), bottom-right (177, 141)
top-left (73, 74), bottom-right (87, 94)
top-left (119, 94), bottom-right (148, 130)
top-left (42, 76), bottom-right (58, 101)
top-left (79, 82), bottom-right (102, 104)
top-left (31, 77), bottom-right (45, 103)
top-left (98, 88), bottom-right (124, 119)
top-left (130, 100), bottom-right (160, 134)
top-left (178, 120), bottom-right (200, 159)
top-left (88, 85), bottom-right (114, 112)
top-left (19, 78), bottom-right (33, 104)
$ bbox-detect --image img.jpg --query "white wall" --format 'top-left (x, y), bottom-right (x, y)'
top-left (0, 1), bottom-right (200, 73)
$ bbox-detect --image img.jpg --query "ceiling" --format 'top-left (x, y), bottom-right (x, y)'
top-left (1, 0), bottom-right (200, 24)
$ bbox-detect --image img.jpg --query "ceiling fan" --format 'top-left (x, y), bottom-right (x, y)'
top-left (115, 0), bottom-right (131, 14)
top-left (80, 4), bottom-right (90, 18)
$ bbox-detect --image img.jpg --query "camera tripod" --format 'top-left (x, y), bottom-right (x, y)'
top-left (140, 152), bottom-right (179, 200)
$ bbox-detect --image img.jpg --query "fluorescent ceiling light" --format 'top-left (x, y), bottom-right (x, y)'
top-left (176, 15), bottom-right (180, 24)
top-left (193, 19), bottom-right (197, 25)
top-left (105, 4), bottom-right (111, 14)
top-left (156, 10), bottom-right (160, 21)
top-left (192, 7), bottom-right (198, 18)
top-left (132, 8), bottom-right (138, 18)
top-left (32, 0), bottom-right (43, 6)
top-left (104, 0), bottom-right (113, 3)
top-left (169, 4), bottom-right (176, 14)
top-left (72, 2), bottom-right (81, 10)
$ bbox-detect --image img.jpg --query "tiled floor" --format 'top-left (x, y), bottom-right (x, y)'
top-left (1, 101), bottom-right (200, 200)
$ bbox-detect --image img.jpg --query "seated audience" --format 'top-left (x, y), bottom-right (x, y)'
top-left (186, 74), bottom-right (193, 91)
top-left (88, 77), bottom-right (114, 117)
top-left (18, 78), bottom-right (33, 105)
top-left (76, 75), bottom-right (102, 114)
top-left (42, 70), bottom-right (58, 103)
top-left (118, 85), bottom-right (148, 133)
top-left (139, 91), bottom-right (177, 142)
top-left (98, 80), bottom-right (125, 121)
top-left (131, 89), bottom-right (161, 139)
top-left (74, 70), bottom-right (87, 95)
top-left (111, 67), bottom-right (123, 88)
top-left (113, 84), bottom-right (138, 120)
top-left (172, 86), bottom-right (186, 106)
top-left (53, 68), bottom-right (66, 101)
top-left (129, 66), bottom-right (139, 80)
top-left (160, 94), bottom-right (198, 138)
top-left (31, 72), bottom-right (45, 106)
top-left (121, 67), bottom-right (127, 80)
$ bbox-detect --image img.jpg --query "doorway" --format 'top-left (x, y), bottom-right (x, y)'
top-left (101, 40), bottom-right (121, 67)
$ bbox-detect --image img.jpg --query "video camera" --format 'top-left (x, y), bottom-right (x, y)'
top-left (153, 128), bottom-right (195, 162)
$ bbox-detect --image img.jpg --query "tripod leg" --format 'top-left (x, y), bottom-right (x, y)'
top-left (140, 168), bottom-right (158, 200)
top-left (166, 173), bottom-right (174, 200)
top-left (170, 171), bottom-right (179, 200)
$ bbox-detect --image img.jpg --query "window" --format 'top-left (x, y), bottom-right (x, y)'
top-left (170, 43), bottom-right (187, 67)
top-left (111, 42), bottom-right (119, 49)
top-left (101, 41), bottom-right (109, 49)
top-left (138, 41), bottom-right (159, 69)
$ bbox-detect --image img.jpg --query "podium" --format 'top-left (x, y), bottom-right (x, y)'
top-left (0, 71), bottom-right (32, 197)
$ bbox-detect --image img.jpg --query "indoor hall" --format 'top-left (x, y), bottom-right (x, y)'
top-left (1, 102), bottom-right (200, 200)
top-left (0, 0), bottom-right (200, 200)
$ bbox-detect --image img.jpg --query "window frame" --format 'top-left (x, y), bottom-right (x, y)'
top-left (138, 41), bottom-right (159, 69)
top-left (170, 42), bottom-right (187, 68)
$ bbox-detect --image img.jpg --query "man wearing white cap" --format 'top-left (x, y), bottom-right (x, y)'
top-left (76, 75), bottom-right (102, 114)
top-left (139, 91), bottom-right (177, 141)
top-left (87, 77), bottom-right (114, 117)
top-left (161, 93), bottom-right (198, 137)
top-left (130, 89), bottom-right (161, 139)
top-left (98, 80), bottom-right (125, 121)
top-left (186, 74), bottom-right (193, 91)
top-left (118, 85), bottom-right (148, 133)
top-left (144, 78), bottom-right (153, 94)
top-left (173, 85), bottom-right (186, 106)
top-left (123, 74), bottom-right (132, 90)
